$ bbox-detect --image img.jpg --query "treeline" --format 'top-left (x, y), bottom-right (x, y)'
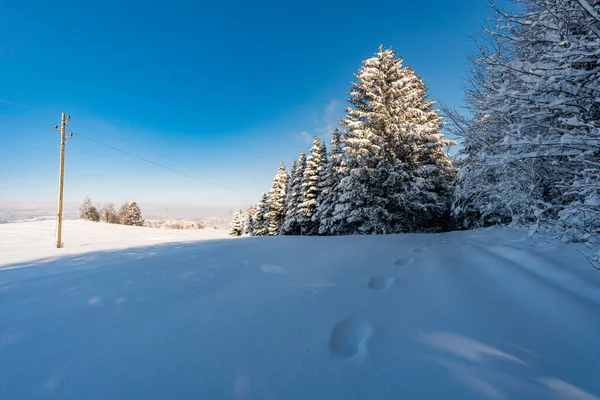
top-left (80, 197), bottom-right (209, 229)
top-left (231, 46), bottom-right (455, 236)
top-left (80, 197), bottom-right (145, 226)
top-left (232, 0), bottom-right (600, 242)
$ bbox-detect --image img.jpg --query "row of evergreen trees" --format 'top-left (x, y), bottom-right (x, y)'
top-left (232, 0), bottom-right (600, 242)
top-left (80, 197), bottom-right (145, 226)
top-left (231, 46), bottom-right (456, 236)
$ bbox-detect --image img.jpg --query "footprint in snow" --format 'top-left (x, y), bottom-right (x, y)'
top-left (329, 316), bottom-right (373, 358)
top-left (88, 297), bottom-right (101, 306)
top-left (394, 257), bottom-right (415, 266)
top-left (260, 264), bottom-right (285, 274)
top-left (413, 247), bottom-right (430, 253)
top-left (368, 276), bottom-right (395, 291)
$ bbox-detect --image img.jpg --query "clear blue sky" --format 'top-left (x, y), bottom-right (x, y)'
top-left (0, 0), bottom-right (509, 218)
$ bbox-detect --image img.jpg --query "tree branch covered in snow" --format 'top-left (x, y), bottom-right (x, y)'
top-left (447, 0), bottom-right (600, 242)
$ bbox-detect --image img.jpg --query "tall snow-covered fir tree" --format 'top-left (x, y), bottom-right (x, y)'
top-left (331, 46), bottom-right (455, 234)
top-left (267, 162), bottom-right (289, 235)
top-left (253, 193), bottom-right (270, 236)
top-left (448, 0), bottom-right (600, 242)
top-left (298, 137), bottom-right (327, 235)
top-left (123, 202), bottom-right (144, 226)
top-left (281, 151), bottom-right (307, 235)
top-left (315, 128), bottom-right (345, 235)
top-left (397, 65), bottom-right (456, 231)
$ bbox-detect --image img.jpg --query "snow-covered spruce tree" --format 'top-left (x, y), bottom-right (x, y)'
top-left (229, 210), bottom-right (244, 236)
top-left (267, 162), bottom-right (289, 235)
top-left (123, 201), bottom-right (144, 226)
top-left (253, 193), bottom-right (270, 236)
top-left (330, 46), bottom-right (455, 234)
top-left (316, 128), bottom-right (347, 235)
top-left (79, 197), bottom-right (100, 222)
top-left (281, 151), bottom-right (307, 235)
top-left (448, 0), bottom-right (600, 241)
top-left (298, 137), bottom-right (328, 235)
top-left (396, 66), bottom-right (456, 231)
top-left (243, 205), bottom-right (257, 236)
top-left (281, 160), bottom-right (295, 231)
top-left (239, 210), bottom-right (249, 234)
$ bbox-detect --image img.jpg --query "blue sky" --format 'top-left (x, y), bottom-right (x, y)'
top-left (0, 0), bottom-right (509, 217)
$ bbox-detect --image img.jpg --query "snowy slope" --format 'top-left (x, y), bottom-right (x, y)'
top-left (0, 222), bottom-right (599, 399)
top-left (0, 220), bottom-right (230, 267)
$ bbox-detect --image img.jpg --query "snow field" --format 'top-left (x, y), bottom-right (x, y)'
top-left (0, 222), bottom-right (599, 399)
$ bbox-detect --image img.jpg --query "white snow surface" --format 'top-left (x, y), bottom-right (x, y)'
top-left (0, 220), bottom-right (230, 267)
top-left (0, 221), bottom-right (599, 399)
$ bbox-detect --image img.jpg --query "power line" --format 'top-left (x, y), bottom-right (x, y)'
top-left (0, 116), bottom-right (55, 132)
top-left (0, 114), bottom-right (53, 123)
top-left (138, 146), bottom-right (240, 189)
top-left (0, 100), bottom-right (254, 195)
top-left (69, 119), bottom-right (241, 190)
top-left (0, 99), bottom-right (57, 113)
top-left (9, 123), bottom-right (49, 130)
top-left (74, 132), bottom-right (250, 195)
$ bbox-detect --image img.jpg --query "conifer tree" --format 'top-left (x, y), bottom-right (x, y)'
top-left (281, 160), bottom-right (296, 232)
top-left (253, 193), bottom-right (270, 236)
top-left (281, 151), bottom-right (307, 235)
top-left (123, 201), bottom-right (144, 226)
top-left (298, 137), bottom-right (328, 235)
top-left (243, 205), bottom-right (257, 236)
top-left (316, 128), bottom-right (345, 235)
top-left (229, 210), bottom-right (244, 236)
top-left (331, 46), bottom-right (455, 234)
top-left (394, 66), bottom-right (456, 231)
top-left (267, 162), bottom-right (289, 235)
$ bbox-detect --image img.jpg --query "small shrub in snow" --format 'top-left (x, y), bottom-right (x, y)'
top-left (99, 203), bottom-right (120, 224)
top-left (80, 197), bottom-right (100, 222)
top-left (118, 202), bottom-right (129, 224)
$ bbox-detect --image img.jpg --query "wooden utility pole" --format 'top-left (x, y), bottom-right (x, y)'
top-left (56, 113), bottom-right (71, 248)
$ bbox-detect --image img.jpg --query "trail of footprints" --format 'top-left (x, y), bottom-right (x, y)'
top-left (328, 241), bottom-right (436, 358)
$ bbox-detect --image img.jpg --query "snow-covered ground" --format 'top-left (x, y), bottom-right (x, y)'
top-left (0, 221), bottom-right (599, 399)
top-left (0, 220), bottom-right (230, 267)
top-left (0, 208), bottom-right (79, 225)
